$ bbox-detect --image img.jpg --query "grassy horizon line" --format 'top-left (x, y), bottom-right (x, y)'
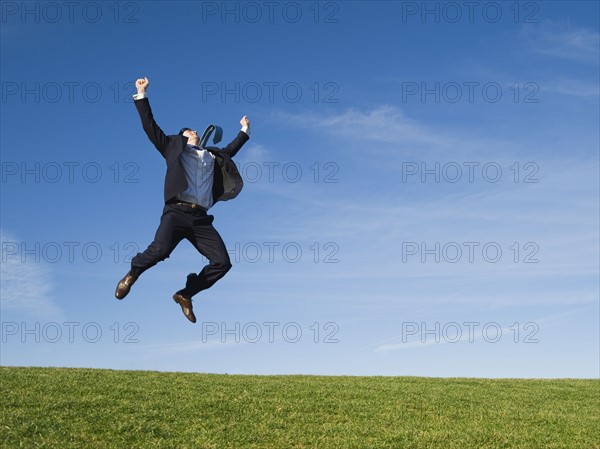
top-left (2, 364), bottom-right (598, 380)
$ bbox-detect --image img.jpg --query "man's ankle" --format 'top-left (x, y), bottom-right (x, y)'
top-left (175, 289), bottom-right (192, 300)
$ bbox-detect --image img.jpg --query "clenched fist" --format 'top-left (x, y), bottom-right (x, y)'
top-left (135, 77), bottom-right (149, 94)
top-left (240, 115), bottom-right (250, 127)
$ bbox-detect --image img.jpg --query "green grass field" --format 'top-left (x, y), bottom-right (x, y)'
top-left (1, 366), bottom-right (598, 449)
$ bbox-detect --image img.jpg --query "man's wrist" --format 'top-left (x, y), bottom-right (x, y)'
top-left (241, 125), bottom-right (250, 137)
top-left (133, 92), bottom-right (147, 100)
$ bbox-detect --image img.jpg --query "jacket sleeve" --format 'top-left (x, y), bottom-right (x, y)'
top-left (220, 131), bottom-right (250, 158)
top-left (134, 97), bottom-right (170, 157)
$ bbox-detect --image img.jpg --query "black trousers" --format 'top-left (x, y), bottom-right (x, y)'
top-left (130, 204), bottom-right (232, 298)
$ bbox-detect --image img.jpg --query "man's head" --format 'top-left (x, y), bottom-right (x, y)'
top-left (179, 127), bottom-right (199, 146)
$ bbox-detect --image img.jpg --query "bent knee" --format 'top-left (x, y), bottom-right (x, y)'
top-left (148, 243), bottom-right (171, 261)
top-left (213, 260), bottom-right (232, 274)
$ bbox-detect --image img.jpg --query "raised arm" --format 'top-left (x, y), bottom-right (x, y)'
top-left (220, 115), bottom-right (251, 158)
top-left (133, 77), bottom-right (170, 157)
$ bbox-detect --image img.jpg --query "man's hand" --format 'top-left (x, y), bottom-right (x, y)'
top-left (136, 77), bottom-right (149, 95)
top-left (240, 115), bottom-right (250, 127)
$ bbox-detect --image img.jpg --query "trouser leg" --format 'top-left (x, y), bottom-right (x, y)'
top-left (178, 214), bottom-right (232, 298)
top-left (130, 206), bottom-right (186, 278)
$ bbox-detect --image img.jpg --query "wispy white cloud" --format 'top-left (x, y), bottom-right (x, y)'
top-left (271, 104), bottom-right (531, 163)
top-left (371, 306), bottom-right (593, 353)
top-left (260, 105), bottom-right (599, 309)
top-left (520, 20), bottom-right (599, 64)
top-left (542, 77), bottom-right (600, 98)
top-left (273, 105), bottom-right (456, 150)
top-left (0, 230), bottom-right (63, 319)
top-left (235, 142), bottom-right (272, 166)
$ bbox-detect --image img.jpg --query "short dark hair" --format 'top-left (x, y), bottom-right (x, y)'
top-left (179, 127), bottom-right (191, 135)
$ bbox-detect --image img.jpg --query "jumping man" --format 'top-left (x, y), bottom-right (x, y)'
top-left (114, 77), bottom-right (250, 323)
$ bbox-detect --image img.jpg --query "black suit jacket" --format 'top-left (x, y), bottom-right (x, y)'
top-left (134, 97), bottom-right (249, 204)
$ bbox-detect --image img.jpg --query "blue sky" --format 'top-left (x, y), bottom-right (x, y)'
top-left (1, 1), bottom-right (598, 378)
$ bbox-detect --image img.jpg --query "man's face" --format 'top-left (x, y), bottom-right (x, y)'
top-left (182, 129), bottom-right (198, 140)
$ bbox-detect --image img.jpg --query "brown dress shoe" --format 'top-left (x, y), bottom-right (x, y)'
top-left (115, 271), bottom-right (137, 300)
top-left (173, 293), bottom-right (197, 323)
